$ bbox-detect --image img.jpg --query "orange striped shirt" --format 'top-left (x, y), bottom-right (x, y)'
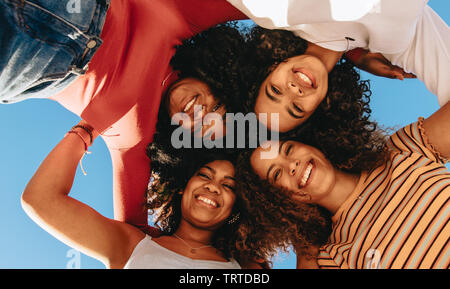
top-left (318, 120), bottom-right (450, 269)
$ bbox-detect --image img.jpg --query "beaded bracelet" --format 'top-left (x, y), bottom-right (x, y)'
top-left (65, 129), bottom-right (92, 176)
top-left (71, 124), bottom-right (93, 145)
top-left (66, 130), bottom-right (88, 151)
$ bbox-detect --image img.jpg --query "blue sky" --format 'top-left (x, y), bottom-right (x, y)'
top-left (0, 1), bottom-right (448, 269)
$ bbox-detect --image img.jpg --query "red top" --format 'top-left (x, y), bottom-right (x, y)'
top-left (50, 0), bottom-right (247, 233)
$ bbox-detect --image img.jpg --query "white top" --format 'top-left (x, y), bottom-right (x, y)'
top-left (123, 235), bottom-right (241, 269)
top-left (228, 0), bottom-right (427, 53)
top-left (228, 0), bottom-right (449, 106)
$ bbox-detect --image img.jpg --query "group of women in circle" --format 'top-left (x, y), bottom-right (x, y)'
top-left (9, 0), bottom-right (448, 269)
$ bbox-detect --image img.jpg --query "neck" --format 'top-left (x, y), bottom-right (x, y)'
top-left (173, 219), bottom-right (214, 246)
top-left (305, 42), bottom-right (344, 73)
top-left (318, 169), bottom-right (360, 215)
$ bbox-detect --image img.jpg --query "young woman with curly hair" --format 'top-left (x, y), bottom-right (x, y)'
top-left (240, 26), bottom-right (394, 171)
top-left (155, 22), bottom-right (247, 144)
top-left (236, 101), bottom-right (450, 269)
top-left (240, 26), bottom-right (416, 134)
top-left (146, 136), bottom-right (269, 268)
top-left (21, 119), bottom-right (263, 269)
top-left (4, 0), bottom-right (249, 235)
top-left (229, 0), bottom-right (450, 106)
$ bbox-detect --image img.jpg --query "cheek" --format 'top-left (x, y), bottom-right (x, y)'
top-left (222, 193), bottom-right (236, 212)
top-left (309, 162), bottom-right (335, 200)
top-left (167, 91), bottom-right (182, 116)
top-left (278, 175), bottom-right (297, 192)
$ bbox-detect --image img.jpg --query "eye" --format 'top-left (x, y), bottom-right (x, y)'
top-left (197, 172), bottom-right (211, 180)
top-left (292, 102), bottom-right (303, 113)
top-left (273, 168), bottom-right (282, 183)
top-left (271, 85), bottom-right (281, 95)
top-left (285, 143), bottom-right (293, 156)
top-left (222, 183), bottom-right (235, 191)
top-left (212, 103), bottom-right (222, 112)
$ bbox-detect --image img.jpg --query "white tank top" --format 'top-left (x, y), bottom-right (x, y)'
top-left (123, 235), bottom-right (241, 269)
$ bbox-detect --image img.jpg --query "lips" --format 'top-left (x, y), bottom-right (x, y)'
top-left (298, 159), bottom-right (314, 188)
top-left (294, 68), bottom-right (316, 89)
top-left (195, 194), bottom-right (220, 209)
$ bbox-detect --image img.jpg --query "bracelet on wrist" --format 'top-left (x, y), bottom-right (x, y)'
top-left (65, 129), bottom-right (92, 176)
top-left (71, 124), bottom-right (94, 145)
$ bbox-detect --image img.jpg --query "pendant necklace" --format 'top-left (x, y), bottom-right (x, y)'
top-left (173, 233), bottom-right (213, 254)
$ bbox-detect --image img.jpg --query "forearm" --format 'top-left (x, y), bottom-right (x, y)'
top-left (23, 127), bottom-right (91, 204)
top-left (21, 123), bottom-right (143, 266)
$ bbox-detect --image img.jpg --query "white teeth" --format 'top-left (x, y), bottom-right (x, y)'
top-left (197, 196), bottom-right (218, 208)
top-left (300, 163), bottom-right (313, 187)
top-left (296, 72), bottom-right (312, 85)
top-left (183, 96), bottom-right (197, 112)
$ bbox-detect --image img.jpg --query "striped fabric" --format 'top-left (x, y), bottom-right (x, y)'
top-left (318, 120), bottom-right (450, 269)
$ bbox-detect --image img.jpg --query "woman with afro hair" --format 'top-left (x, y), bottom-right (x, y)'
top-left (146, 131), bottom-right (270, 268)
top-left (235, 98), bottom-right (450, 269)
top-left (21, 116), bottom-right (266, 268)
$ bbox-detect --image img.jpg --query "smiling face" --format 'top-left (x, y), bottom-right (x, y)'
top-left (166, 78), bottom-right (227, 139)
top-left (250, 140), bottom-right (336, 203)
top-left (255, 55), bottom-right (328, 132)
top-left (180, 160), bottom-right (236, 230)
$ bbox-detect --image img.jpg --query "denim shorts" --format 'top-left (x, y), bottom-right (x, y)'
top-left (0, 0), bottom-right (110, 103)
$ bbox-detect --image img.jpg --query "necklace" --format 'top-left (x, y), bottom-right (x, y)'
top-left (173, 233), bottom-right (213, 254)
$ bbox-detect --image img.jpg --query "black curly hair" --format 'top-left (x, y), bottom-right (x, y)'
top-left (155, 23), bottom-right (249, 151)
top-left (146, 137), bottom-right (272, 266)
top-left (241, 26), bottom-right (389, 172)
top-left (170, 22), bottom-right (246, 113)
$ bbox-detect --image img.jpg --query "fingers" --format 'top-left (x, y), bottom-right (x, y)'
top-left (403, 72), bottom-right (417, 79)
top-left (389, 65), bottom-right (417, 80)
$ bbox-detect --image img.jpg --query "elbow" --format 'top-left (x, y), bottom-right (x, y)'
top-left (21, 188), bottom-right (38, 215)
top-left (21, 184), bottom-right (47, 216)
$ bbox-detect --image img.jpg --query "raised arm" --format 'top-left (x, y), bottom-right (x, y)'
top-left (423, 101), bottom-right (450, 160)
top-left (21, 121), bottom-right (145, 268)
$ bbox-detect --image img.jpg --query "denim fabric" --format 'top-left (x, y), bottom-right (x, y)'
top-left (0, 0), bottom-right (110, 103)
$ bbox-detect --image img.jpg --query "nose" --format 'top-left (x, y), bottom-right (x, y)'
top-left (287, 81), bottom-right (303, 97)
top-left (288, 160), bottom-right (300, 176)
top-left (204, 182), bottom-right (220, 195)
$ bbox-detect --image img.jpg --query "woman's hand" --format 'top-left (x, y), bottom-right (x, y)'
top-left (346, 48), bottom-right (416, 80)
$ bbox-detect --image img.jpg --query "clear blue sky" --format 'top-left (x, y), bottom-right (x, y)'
top-left (0, 1), bottom-right (448, 269)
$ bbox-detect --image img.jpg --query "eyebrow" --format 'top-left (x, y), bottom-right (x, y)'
top-left (265, 141), bottom-right (285, 181)
top-left (202, 165), bottom-right (236, 181)
top-left (265, 85), bottom-right (281, 103)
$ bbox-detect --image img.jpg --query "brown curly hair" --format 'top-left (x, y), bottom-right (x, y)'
top-left (231, 26), bottom-right (391, 258)
top-left (234, 149), bottom-right (333, 259)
